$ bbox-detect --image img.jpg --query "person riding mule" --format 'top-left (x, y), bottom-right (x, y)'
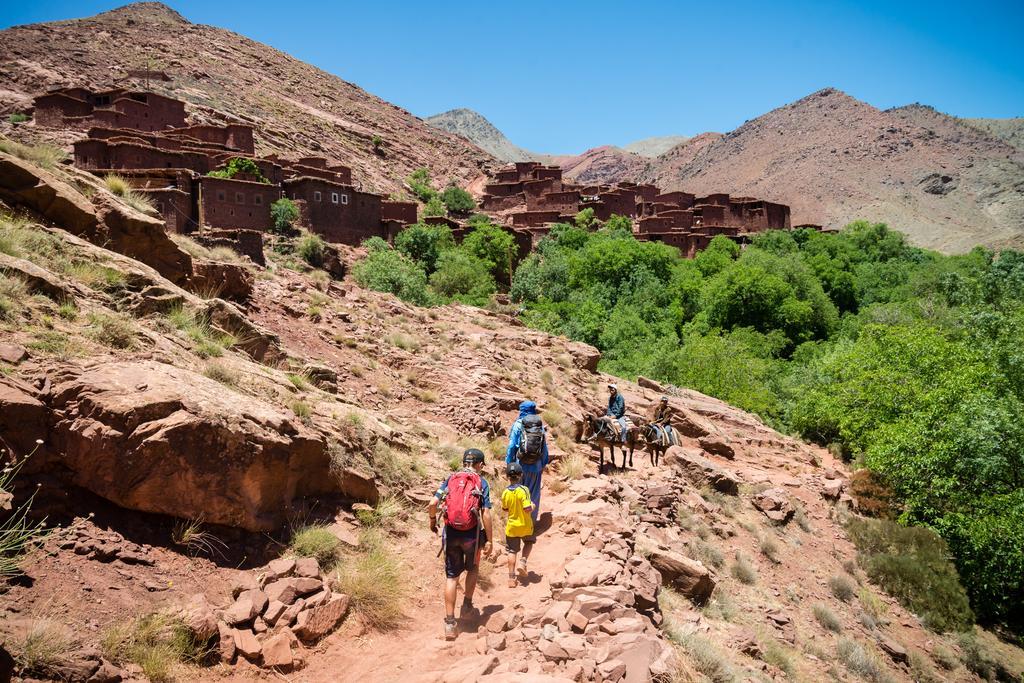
top-left (641, 396), bottom-right (678, 466)
top-left (579, 400), bottom-right (640, 473)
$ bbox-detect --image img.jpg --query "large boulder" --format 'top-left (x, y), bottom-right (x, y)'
top-left (92, 193), bottom-right (192, 285)
top-left (663, 446), bottom-right (741, 495)
top-left (565, 340), bottom-right (601, 373)
top-left (189, 260), bottom-right (254, 302)
top-left (646, 549), bottom-right (715, 604)
top-left (48, 360), bottom-right (340, 531)
top-left (0, 152), bottom-right (97, 234)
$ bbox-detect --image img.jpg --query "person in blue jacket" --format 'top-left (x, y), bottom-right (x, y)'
top-left (606, 383), bottom-right (628, 444)
top-left (506, 400), bottom-right (549, 523)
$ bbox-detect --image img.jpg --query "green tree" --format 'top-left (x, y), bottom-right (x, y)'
top-left (440, 186), bottom-right (475, 215)
top-left (270, 198), bottom-right (299, 235)
top-left (423, 196), bottom-right (446, 218)
top-left (429, 250), bottom-right (496, 305)
top-left (208, 157), bottom-right (269, 183)
top-left (575, 208), bottom-right (597, 230)
top-left (407, 168), bottom-right (436, 202)
top-left (462, 222), bottom-right (515, 284)
top-left (394, 223), bottom-right (454, 274)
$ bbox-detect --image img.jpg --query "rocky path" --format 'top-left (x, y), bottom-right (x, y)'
top-left (203, 465), bottom-right (680, 683)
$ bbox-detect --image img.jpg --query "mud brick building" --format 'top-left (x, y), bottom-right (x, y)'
top-left (49, 87), bottom-right (421, 248)
top-left (198, 176), bottom-right (280, 231)
top-left (35, 88), bottom-right (187, 131)
top-left (476, 161), bottom-right (797, 259)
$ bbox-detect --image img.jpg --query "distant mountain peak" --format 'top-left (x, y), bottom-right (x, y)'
top-left (424, 108), bottom-right (536, 162)
top-left (95, 2), bottom-right (188, 24)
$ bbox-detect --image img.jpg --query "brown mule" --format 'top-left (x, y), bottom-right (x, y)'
top-left (577, 412), bottom-right (640, 474)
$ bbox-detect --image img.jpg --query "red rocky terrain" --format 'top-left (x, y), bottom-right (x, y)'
top-left (2, 144), bottom-right (1023, 682)
top-left (0, 3), bottom-right (496, 197)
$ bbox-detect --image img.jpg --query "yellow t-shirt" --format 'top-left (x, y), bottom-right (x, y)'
top-left (501, 484), bottom-right (534, 538)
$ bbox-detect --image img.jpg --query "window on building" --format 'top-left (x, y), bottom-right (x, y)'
top-left (235, 192), bottom-right (245, 204)
top-left (217, 191), bottom-right (226, 201)
top-left (314, 191), bottom-right (322, 202)
top-left (254, 195), bottom-right (263, 206)
top-left (331, 192), bottom-right (339, 204)
top-left (341, 194), bottom-right (349, 205)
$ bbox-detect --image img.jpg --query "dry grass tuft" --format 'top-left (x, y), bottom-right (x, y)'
top-left (836, 638), bottom-right (894, 683)
top-left (103, 174), bottom-right (156, 214)
top-left (0, 138), bottom-right (67, 169)
top-left (813, 603), bottom-right (843, 632)
top-left (829, 574), bottom-right (856, 602)
top-left (87, 311), bottom-right (137, 349)
top-left (101, 612), bottom-right (208, 683)
top-left (288, 523), bottom-right (341, 569)
top-left (730, 552), bottom-right (757, 585)
top-left (333, 533), bottom-right (405, 630)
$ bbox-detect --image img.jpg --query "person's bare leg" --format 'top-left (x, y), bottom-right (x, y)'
top-left (444, 577), bottom-right (458, 619)
top-left (507, 550), bottom-right (517, 586)
top-left (522, 542), bottom-right (534, 562)
top-left (464, 568), bottom-right (479, 604)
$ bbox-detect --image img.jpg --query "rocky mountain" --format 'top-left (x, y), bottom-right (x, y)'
top-left (622, 135), bottom-right (690, 158)
top-left (425, 108), bottom-right (536, 162)
top-left (554, 145), bottom-right (649, 185)
top-left (6, 144), bottom-right (1022, 682)
top-left (0, 2), bottom-right (496, 194)
top-left (961, 116), bottom-right (1024, 152)
top-left (642, 89), bottom-right (1024, 253)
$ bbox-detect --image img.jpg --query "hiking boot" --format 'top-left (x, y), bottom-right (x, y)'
top-left (444, 617), bottom-right (457, 641)
top-left (508, 575), bottom-right (518, 588)
top-left (516, 558), bottom-right (528, 577)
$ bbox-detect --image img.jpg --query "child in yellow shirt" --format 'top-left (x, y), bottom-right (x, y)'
top-left (501, 461), bottom-right (535, 588)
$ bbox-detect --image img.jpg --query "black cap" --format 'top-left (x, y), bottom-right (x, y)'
top-left (463, 448), bottom-right (485, 465)
top-left (506, 461), bottom-right (524, 477)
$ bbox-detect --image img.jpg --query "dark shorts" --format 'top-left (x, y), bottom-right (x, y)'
top-left (505, 535), bottom-right (536, 553)
top-left (443, 527), bottom-right (486, 579)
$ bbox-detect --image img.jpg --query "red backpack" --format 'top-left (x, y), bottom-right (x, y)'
top-left (443, 471), bottom-right (484, 531)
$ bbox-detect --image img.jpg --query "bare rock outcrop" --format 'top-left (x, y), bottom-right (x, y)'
top-left (47, 360), bottom-right (340, 531)
top-left (189, 260), bottom-right (254, 301)
top-left (663, 446), bottom-right (740, 494)
top-left (0, 152), bottom-right (192, 284)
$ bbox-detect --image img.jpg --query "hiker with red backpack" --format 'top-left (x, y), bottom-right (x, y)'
top-left (427, 448), bottom-right (493, 641)
top-left (505, 400), bottom-right (549, 524)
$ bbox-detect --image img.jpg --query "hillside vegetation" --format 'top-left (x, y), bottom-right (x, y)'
top-left (356, 216), bottom-right (1024, 634)
top-left (508, 218), bottom-right (1024, 632)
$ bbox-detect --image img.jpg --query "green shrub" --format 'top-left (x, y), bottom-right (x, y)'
top-left (0, 273), bottom-right (27, 321)
top-left (297, 231), bottom-right (326, 268)
top-left (101, 612), bottom-right (207, 682)
top-left (0, 138), bottom-right (66, 169)
top-left (333, 534), bottom-right (405, 629)
top-left (353, 245), bottom-right (431, 306)
top-left (845, 516), bottom-right (973, 632)
top-left (406, 167), bottom-right (436, 202)
top-left (87, 312), bottom-right (137, 349)
top-left (813, 603), bottom-right (843, 632)
top-left (206, 157), bottom-right (268, 183)
top-left (836, 638), bottom-right (893, 683)
top-left (730, 553), bottom-right (757, 585)
top-left (270, 198), bottom-right (299, 235)
top-left (829, 574), bottom-right (856, 602)
top-left (8, 113), bottom-right (29, 124)
top-left (394, 222), bottom-right (454, 274)
top-left (423, 195), bottom-right (446, 217)
top-left (440, 185), bottom-right (474, 215)
top-left (429, 249), bottom-right (496, 305)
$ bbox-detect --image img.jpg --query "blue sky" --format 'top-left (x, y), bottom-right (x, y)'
top-left (3, 0), bottom-right (1023, 154)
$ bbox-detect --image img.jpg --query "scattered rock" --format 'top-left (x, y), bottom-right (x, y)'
top-left (877, 635), bottom-right (908, 664)
top-left (0, 343), bottom-right (28, 364)
top-left (189, 260), bottom-right (254, 301)
top-left (260, 630), bottom-right (298, 670)
top-left (292, 593), bottom-right (350, 643)
top-left (180, 593), bottom-right (217, 641)
top-left (232, 628), bottom-right (261, 662)
top-left (752, 487), bottom-right (795, 524)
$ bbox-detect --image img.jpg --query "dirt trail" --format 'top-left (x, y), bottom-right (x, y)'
top-left (208, 486), bottom-right (582, 682)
